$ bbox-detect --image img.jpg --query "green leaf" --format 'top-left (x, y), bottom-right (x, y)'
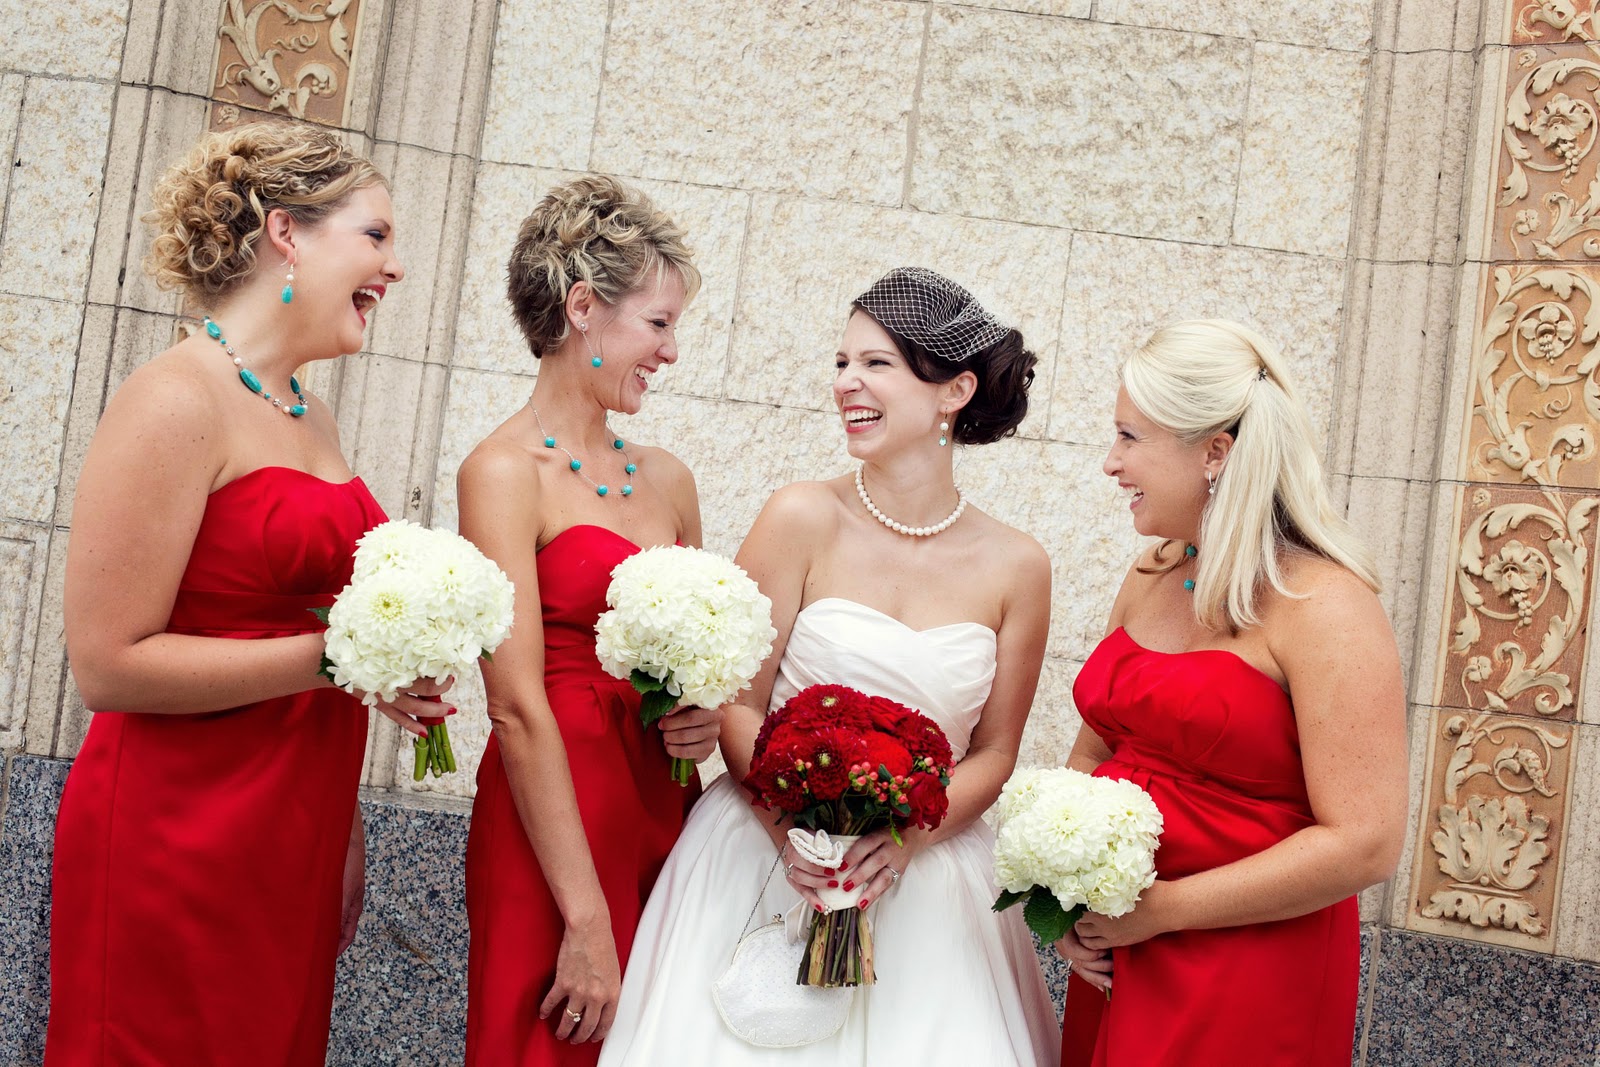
top-left (1023, 891), bottom-right (1075, 943)
top-left (317, 653), bottom-right (338, 683)
top-left (308, 606), bottom-right (331, 624)
top-left (889, 823), bottom-right (903, 847)
top-left (629, 669), bottom-right (670, 694)
top-left (992, 888), bottom-right (1028, 913)
top-left (479, 649), bottom-right (494, 663)
top-left (637, 688), bottom-right (678, 728)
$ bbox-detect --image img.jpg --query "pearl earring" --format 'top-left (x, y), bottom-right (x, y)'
top-left (938, 418), bottom-right (949, 447)
top-left (578, 321), bottom-right (601, 367)
top-left (281, 261), bottom-right (295, 304)
top-left (1205, 470), bottom-right (1216, 496)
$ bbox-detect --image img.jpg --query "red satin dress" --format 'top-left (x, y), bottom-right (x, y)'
top-left (46, 466), bottom-right (385, 1066)
top-left (465, 525), bottom-right (700, 1067)
top-left (1061, 626), bottom-right (1358, 1067)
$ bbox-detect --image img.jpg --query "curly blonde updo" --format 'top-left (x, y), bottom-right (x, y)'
top-left (144, 122), bottom-right (386, 299)
top-left (507, 174), bottom-right (700, 357)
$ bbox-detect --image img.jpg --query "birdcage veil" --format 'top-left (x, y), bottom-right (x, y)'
top-left (852, 266), bottom-right (1009, 363)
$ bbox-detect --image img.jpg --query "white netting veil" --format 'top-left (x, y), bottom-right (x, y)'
top-left (852, 266), bottom-right (1010, 363)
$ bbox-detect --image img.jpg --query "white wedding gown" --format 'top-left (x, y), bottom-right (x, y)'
top-left (599, 597), bottom-right (1061, 1066)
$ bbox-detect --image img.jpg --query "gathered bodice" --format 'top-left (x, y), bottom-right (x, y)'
top-left (769, 597), bottom-right (997, 761)
top-left (535, 524), bottom-right (647, 688)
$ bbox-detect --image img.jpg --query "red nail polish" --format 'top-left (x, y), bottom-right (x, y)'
top-left (824, 868), bottom-right (835, 877)
top-left (843, 881), bottom-right (854, 891)
top-left (446, 706), bottom-right (458, 716)
top-left (839, 861), bottom-right (849, 870)
top-left (827, 880), bottom-right (838, 888)
top-left (858, 898), bottom-right (870, 909)
top-left (814, 902), bottom-right (824, 912)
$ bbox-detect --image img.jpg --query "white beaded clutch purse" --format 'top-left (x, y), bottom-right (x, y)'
top-left (711, 855), bottom-right (853, 1047)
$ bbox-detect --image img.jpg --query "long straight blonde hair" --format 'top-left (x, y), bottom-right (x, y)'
top-left (1121, 319), bottom-right (1378, 632)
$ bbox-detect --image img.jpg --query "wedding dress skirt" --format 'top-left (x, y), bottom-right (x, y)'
top-left (599, 598), bottom-right (1061, 1066)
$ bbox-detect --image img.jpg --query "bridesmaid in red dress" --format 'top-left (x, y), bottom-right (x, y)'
top-left (46, 123), bottom-right (449, 1066)
top-left (1057, 320), bottom-right (1408, 1066)
top-left (457, 175), bottom-right (721, 1066)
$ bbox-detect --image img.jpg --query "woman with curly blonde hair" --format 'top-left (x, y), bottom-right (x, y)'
top-left (456, 174), bottom-right (720, 1065)
top-left (46, 122), bottom-right (446, 1066)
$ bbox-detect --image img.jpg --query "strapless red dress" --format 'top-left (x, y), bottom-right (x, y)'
top-left (1061, 627), bottom-right (1358, 1067)
top-left (464, 525), bottom-right (701, 1067)
top-left (46, 466), bottom-right (385, 1066)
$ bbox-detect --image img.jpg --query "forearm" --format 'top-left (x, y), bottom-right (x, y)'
top-left (716, 701), bottom-right (764, 782)
top-left (493, 706), bottom-right (611, 929)
top-left (72, 631), bottom-right (331, 713)
top-left (910, 745), bottom-right (1013, 850)
top-left (1163, 823), bottom-right (1392, 931)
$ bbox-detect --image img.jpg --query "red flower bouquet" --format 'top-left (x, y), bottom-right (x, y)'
top-left (742, 684), bottom-right (953, 987)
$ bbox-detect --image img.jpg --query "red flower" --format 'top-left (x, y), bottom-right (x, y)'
top-left (861, 734), bottom-right (913, 779)
top-left (902, 771), bottom-right (949, 830)
top-left (800, 729), bottom-right (865, 800)
top-left (866, 694), bottom-right (908, 731)
top-left (893, 710), bottom-right (953, 768)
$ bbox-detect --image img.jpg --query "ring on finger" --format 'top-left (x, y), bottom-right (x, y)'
top-left (565, 1008), bottom-right (582, 1022)
top-left (784, 862), bottom-right (796, 877)
top-left (886, 865), bottom-right (900, 884)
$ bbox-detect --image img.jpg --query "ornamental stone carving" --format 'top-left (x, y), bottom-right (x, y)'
top-left (211, 0), bottom-right (364, 127)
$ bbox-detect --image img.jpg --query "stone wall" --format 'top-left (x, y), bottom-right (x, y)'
top-left (3, 1), bottom-right (1600, 1064)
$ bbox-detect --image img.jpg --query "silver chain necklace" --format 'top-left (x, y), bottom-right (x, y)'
top-left (532, 406), bottom-right (637, 498)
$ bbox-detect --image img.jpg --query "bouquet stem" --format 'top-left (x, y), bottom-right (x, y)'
top-left (797, 906), bottom-right (876, 988)
top-left (411, 716), bottom-right (455, 780)
top-left (670, 756), bottom-right (694, 787)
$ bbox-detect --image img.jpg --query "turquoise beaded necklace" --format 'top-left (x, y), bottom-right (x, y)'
top-left (201, 316), bottom-right (307, 417)
top-left (531, 406), bottom-right (637, 498)
top-left (1181, 543), bottom-right (1198, 591)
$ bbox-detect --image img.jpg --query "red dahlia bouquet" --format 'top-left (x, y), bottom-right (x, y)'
top-left (742, 684), bottom-right (953, 987)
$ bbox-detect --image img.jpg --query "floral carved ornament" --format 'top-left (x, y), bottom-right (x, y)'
top-left (214, 0), bottom-right (357, 123)
top-left (1420, 267), bottom-right (1599, 939)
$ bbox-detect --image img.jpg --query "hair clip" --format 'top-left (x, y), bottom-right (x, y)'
top-left (1256, 367), bottom-right (1268, 382)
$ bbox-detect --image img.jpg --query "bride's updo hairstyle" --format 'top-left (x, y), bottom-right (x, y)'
top-left (145, 122), bottom-right (386, 299)
top-left (1122, 319), bottom-right (1378, 632)
top-left (507, 174), bottom-right (700, 358)
top-left (851, 267), bottom-right (1036, 445)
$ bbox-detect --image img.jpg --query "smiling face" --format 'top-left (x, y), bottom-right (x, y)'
top-left (292, 183), bottom-right (404, 356)
top-left (1103, 384), bottom-right (1216, 540)
top-left (833, 310), bottom-right (949, 460)
top-left (586, 270), bottom-right (687, 415)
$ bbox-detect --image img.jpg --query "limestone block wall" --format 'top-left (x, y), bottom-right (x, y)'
top-left (5, 1), bottom-right (1600, 1063)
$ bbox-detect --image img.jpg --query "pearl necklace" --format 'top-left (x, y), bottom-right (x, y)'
top-left (855, 467), bottom-right (966, 537)
top-left (201, 316), bottom-right (307, 416)
top-left (532, 406), bottom-right (636, 498)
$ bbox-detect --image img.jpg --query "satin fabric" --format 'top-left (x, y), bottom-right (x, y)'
top-left (599, 597), bottom-right (1061, 1067)
top-left (1061, 627), bottom-right (1358, 1067)
top-left (464, 525), bottom-right (700, 1067)
top-left (46, 466), bottom-right (383, 1066)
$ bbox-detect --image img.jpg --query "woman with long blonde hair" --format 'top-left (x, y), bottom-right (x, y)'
top-left (1057, 320), bottom-right (1407, 1066)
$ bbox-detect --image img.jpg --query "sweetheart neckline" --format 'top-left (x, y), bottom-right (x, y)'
top-left (799, 596), bottom-right (997, 639)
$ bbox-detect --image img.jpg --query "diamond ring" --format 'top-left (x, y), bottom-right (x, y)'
top-left (565, 1008), bottom-right (582, 1022)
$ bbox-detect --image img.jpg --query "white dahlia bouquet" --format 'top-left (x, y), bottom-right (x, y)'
top-left (991, 767), bottom-right (1164, 944)
top-left (315, 520), bottom-right (515, 779)
top-left (594, 545), bottom-right (776, 785)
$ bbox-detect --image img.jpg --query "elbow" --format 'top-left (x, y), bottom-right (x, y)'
top-left (1352, 828), bottom-right (1404, 891)
top-left (68, 655), bottom-right (123, 713)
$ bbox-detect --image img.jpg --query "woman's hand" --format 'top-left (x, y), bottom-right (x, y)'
top-left (1073, 880), bottom-right (1180, 952)
top-left (839, 828), bottom-right (918, 911)
top-left (657, 703), bottom-right (722, 763)
top-left (539, 915), bottom-right (621, 1044)
top-left (337, 813), bottom-right (365, 955)
top-left (1055, 926), bottom-right (1113, 994)
top-left (782, 843), bottom-right (830, 914)
top-left (359, 675), bottom-right (456, 739)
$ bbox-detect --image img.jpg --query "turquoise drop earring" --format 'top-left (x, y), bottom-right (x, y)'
top-left (281, 261), bottom-right (295, 304)
top-left (938, 418), bottom-right (949, 447)
top-left (579, 321), bottom-right (601, 367)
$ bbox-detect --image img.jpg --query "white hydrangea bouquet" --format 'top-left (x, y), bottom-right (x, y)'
top-left (594, 545), bottom-right (776, 785)
top-left (991, 767), bottom-right (1164, 944)
top-left (314, 520), bottom-right (515, 780)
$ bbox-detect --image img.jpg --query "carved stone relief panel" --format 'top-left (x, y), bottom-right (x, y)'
top-left (207, 0), bottom-right (368, 129)
top-left (1410, 703), bottom-right (1576, 950)
top-left (1438, 482), bottom-right (1597, 717)
top-left (1511, 1), bottom-right (1600, 45)
top-left (1465, 264), bottom-right (1600, 490)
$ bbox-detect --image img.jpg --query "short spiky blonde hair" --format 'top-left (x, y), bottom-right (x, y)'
top-left (144, 122), bottom-right (386, 298)
top-left (506, 174), bottom-right (700, 357)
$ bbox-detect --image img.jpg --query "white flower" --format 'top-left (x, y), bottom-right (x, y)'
top-left (992, 767), bottom-right (1163, 919)
top-left (321, 521), bottom-right (516, 707)
top-left (593, 546), bottom-right (776, 710)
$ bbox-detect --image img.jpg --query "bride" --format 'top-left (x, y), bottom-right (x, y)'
top-left (599, 267), bottom-right (1061, 1065)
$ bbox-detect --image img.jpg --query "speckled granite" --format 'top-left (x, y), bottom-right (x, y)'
top-left (1362, 929), bottom-right (1600, 1067)
top-left (0, 755), bottom-right (69, 1066)
top-left (327, 797), bottom-right (471, 1065)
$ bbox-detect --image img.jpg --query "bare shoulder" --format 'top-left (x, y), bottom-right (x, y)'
top-left (458, 433), bottom-right (540, 494)
top-left (967, 509), bottom-right (1051, 587)
top-left (631, 442), bottom-right (694, 493)
top-left (1266, 553), bottom-right (1392, 651)
top-left (98, 344), bottom-right (225, 453)
top-left (757, 479), bottom-right (846, 538)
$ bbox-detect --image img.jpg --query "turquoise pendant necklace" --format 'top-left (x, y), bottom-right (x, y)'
top-left (1182, 543), bottom-right (1198, 591)
top-left (531, 406), bottom-right (636, 498)
top-left (201, 316), bottom-right (307, 417)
